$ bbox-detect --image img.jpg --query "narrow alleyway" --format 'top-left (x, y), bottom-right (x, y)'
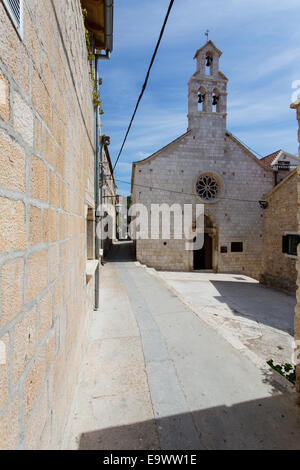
top-left (66, 242), bottom-right (300, 450)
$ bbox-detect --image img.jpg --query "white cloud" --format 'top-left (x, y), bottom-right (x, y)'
top-left (137, 151), bottom-right (150, 158)
top-left (233, 47), bottom-right (300, 84)
top-left (114, 0), bottom-right (300, 52)
top-left (102, 0), bottom-right (299, 185)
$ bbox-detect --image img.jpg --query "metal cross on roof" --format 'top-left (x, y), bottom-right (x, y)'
top-left (205, 30), bottom-right (209, 42)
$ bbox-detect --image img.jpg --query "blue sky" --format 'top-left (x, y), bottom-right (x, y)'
top-left (99, 0), bottom-right (300, 196)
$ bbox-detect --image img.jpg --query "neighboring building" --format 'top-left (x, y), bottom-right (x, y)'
top-left (0, 0), bottom-right (113, 449)
top-left (131, 41), bottom-right (274, 279)
top-left (116, 195), bottom-right (129, 240)
top-left (261, 149), bottom-right (298, 184)
top-left (260, 170), bottom-right (298, 293)
top-left (100, 136), bottom-right (117, 256)
top-left (291, 98), bottom-right (300, 398)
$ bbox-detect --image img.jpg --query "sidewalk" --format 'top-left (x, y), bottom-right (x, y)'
top-left (65, 255), bottom-right (159, 450)
top-left (65, 243), bottom-right (300, 450)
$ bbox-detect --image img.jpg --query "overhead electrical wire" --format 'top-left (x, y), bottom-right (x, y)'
top-left (107, 0), bottom-right (269, 205)
top-left (113, 0), bottom-right (175, 172)
top-left (114, 178), bottom-right (266, 204)
top-left (229, 133), bottom-right (265, 159)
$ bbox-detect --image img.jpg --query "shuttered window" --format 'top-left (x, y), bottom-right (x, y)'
top-left (231, 242), bottom-right (243, 253)
top-left (282, 234), bottom-right (300, 256)
top-left (3, 0), bottom-right (23, 36)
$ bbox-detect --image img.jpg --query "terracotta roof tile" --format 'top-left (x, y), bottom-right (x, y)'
top-left (260, 150), bottom-right (281, 168)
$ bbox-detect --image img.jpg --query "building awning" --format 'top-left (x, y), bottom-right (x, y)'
top-left (81, 0), bottom-right (113, 53)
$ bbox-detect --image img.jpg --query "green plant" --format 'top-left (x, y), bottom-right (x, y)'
top-left (82, 8), bottom-right (95, 60)
top-left (82, 9), bottom-right (90, 47)
top-left (267, 360), bottom-right (296, 384)
top-left (82, 8), bottom-right (103, 112)
top-left (89, 69), bottom-right (104, 113)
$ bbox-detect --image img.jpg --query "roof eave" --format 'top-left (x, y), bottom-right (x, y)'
top-left (194, 40), bottom-right (223, 59)
top-left (81, 0), bottom-right (114, 54)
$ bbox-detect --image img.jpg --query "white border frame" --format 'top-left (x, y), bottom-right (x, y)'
top-left (2, 0), bottom-right (23, 39)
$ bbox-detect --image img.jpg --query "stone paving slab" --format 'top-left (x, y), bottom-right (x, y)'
top-left (155, 271), bottom-right (296, 365)
top-left (65, 243), bottom-right (300, 450)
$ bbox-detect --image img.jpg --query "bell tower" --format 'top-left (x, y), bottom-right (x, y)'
top-left (188, 41), bottom-right (228, 138)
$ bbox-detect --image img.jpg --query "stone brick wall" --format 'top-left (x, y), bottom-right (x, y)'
top-left (101, 143), bottom-right (117, 256)
top-left (261, 171), bottom-right (298, 293)
top-left (291, 99), bottom-right (300, 397)
top-left (132, 132), bottom-right (274, 279)
top-left (132, 43), bottom-right (274, 280)
top-left (0, 0), bottom-right (96, 449)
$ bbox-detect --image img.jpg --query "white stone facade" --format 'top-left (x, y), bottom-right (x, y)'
top-left (131, 41), bottom-right (275, 279)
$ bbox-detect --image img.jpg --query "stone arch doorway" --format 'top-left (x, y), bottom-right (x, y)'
top-left (194, 233), bottom-right (213, 270)
top-left (192, 213), bottom-right (218, 272)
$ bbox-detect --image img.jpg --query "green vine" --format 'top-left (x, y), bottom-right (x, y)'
top-left (82, 8), bottom-right (93, 57)
top-left (90, 69), bottom-right (104, 114)
top-left (267, 360), bottom-right (296, 384)
top-left (82, 8), bottom-right (104, 112)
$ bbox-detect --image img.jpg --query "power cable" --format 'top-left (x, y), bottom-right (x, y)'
top-left (115, 178), bottom-right (266, 204)
top-left (228, 132), bottom-right (265, 159)
top-left (113, 0), bottom-right (175, 172)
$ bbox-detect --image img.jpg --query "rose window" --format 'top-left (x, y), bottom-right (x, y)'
top-left (196, 175), bottom-right (219, 201)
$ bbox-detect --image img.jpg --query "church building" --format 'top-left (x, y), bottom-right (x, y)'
top-left (131, 41), bottom-right (283, 279)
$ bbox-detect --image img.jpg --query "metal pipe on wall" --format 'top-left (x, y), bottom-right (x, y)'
top-left (94, 0), bottom-right (114, 309)
top-left (94, 54), bottom-right (101, 311)
top-left (104, 0), bottom-right (114, 54)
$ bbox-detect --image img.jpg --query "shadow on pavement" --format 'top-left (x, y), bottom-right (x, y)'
top-left (211, 280), bottom-right (295, 335)
top-left (104, 241), bottom-right (136, 264)
top-left (78, 392), bottom-right (300, 450)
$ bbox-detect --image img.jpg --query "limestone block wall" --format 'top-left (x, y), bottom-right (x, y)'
top-left (101, 145), bottom-right (117, 255)
top-left (0, 0), bottom-right (95, 449)
top-left (291, 99), bottom-right (300, 396)
top-left (261, 171), bottom-right (298, 293)
top-left (133, 132), bottom-right (274, 279)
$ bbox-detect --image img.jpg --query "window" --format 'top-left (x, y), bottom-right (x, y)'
top-left (3, 0), bottom-right (23, 37)
top-left (277, 160), bottom-right (290, 171)
top-left (196, 174), bottom-right (220, 201)
top-left (231, 242), bottom-right (243, 253)
top-left (87, 207), bottom-right (95, 260)
top-left (282, 234), bottom-right (300, 256)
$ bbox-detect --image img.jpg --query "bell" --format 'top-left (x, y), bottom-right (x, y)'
top-left (212, 95), bottom-right (219, 106)
top-left (198, 93), bottom-right (205, 104)
top-left (206, 56), bottom-right (213, 67)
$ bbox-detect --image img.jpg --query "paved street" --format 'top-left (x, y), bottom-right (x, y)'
top-left (66, 242), bottom-right (300, 450)
top-left (157, 271), bottom-right (296, 365)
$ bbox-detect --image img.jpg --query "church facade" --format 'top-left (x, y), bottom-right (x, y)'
top-left (131, 41), bottom-right (276, 279)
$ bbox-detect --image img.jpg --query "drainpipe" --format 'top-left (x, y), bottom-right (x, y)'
top-left (94, 0), bottom-right (114, 59)
top-left (104, 0), bottom-right (114, 54)
top-left (100, 137), bottom-right (104, 263)
top-left (94, 54), bottom-right (101, 311)
top-left (94, 0), bottom-right (114, 309)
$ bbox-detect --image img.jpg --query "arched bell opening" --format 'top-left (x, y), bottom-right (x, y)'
top-left (198, 86), bottom-right (206, 112)
top-left (205, 52), bottom-right (213, 76)
top-left (212, 88), bottom-right (220, 113)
